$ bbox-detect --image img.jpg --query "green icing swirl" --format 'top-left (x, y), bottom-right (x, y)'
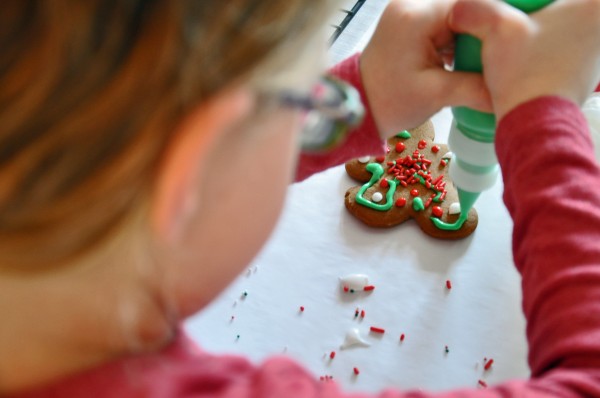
top-left (355, 163), bottom-right (398, 211)
top-left (430, 214), bottom-right (467, 231)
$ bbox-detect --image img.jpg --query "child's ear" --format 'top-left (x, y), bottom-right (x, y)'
top-left (151, 87), bottom-right (253, 244)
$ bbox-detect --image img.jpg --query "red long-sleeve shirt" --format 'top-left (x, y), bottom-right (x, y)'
top-left (14, 54), bottom-right (600, 398)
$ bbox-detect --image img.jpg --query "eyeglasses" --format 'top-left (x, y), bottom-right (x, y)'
top-left (278, 76), bottom-right (365, 152)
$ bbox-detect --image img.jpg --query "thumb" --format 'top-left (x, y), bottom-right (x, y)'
top-left (430, 69), bottom-right (493, 112)
top-left (448, 0), bottom-right (524, 40)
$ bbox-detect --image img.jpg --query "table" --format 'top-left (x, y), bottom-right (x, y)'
top-left (185, 108), bottom-right (530, 393)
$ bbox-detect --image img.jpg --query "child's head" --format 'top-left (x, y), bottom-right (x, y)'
top-left (0, 0), bottom-right (333, 340)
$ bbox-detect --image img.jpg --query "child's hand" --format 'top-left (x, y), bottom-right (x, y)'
top-left (360, 0), bottom-right (492, 137)
top-left (449, 0), bottom-right (600, 120)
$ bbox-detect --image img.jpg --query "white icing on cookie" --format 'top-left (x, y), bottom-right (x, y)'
top-left (371, 192), bottom-right (383, 202)
top-left (449, 202), bottom-right (461, 215)
top-left (340, 328), bottom-right (371, 349)
top-left (442, 151), bottom-right (453, 160)
top-left (339, 274), bottom-right (369, 291)
top-left (357, 156), bottom-right (371, 163)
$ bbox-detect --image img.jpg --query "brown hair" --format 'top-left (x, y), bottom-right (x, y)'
top-left (0, 0), bottom-right (332, 271)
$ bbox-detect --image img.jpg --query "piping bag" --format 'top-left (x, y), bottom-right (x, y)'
top-left (432, 0), bottom-right (555, 231)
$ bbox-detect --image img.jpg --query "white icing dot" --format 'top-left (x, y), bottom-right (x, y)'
top-left (371, 192), bottom-right (383, 202)
top-left (449, 202), bottom-right (461, 215)
top-left (442, 151), bottom-right (453, 160)
top-left (340, 328), bottom-right (371, 349)
top-left (358, 156), bottom-right (371, 163)
top-left (339, 274), bottom-right (369, 291)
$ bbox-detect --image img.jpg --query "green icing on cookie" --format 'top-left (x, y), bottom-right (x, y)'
top-left (355, 163), bottom-right (398, 211)
top-left (395, 130), bottom-right (411, 139)
top-left (412, 197), bottom-right (425, 211)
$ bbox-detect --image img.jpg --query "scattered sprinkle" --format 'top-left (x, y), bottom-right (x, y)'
top-left (370, 326), bottom-right (385, 334)
top-left (353, 367), bottom-right (360, 375)
top-left (484, 358), bottom-right (494, 371)
top-left (360, 309), bottom-right (365, 318)
top-left (478, 379), bottom-right (488, 388)
top-left (400, 333), bottom-right (405, 342)
top-left (446, 280), bottom-right (452, 290)
top-left (363, 285), bottom-right (375, 291)
top-left (330, 351), bottom-right (336, 359)
top-left (445, 345), bottom-right (449, 354)
top-left (299, 306), bottom-right (305, 312)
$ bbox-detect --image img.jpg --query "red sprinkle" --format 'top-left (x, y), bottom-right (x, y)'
top-left (418, 139), bottom-right (427, 149)
top-left (432, 206), bottom-right (443, 218)
top-left (363, 285), bottom-right (375, 291)
top-left (375, 155), bottom-right (385, 163)
top-left (424, 197), bottom-right (433, 208)
top-left (484, 358), bottom-right (494, 370)
top-left (400, 333), bottom-right (405, 342)
top-left (343, 286), bottom-right (349, 292)
top-left (300, 306), bottom-right (305, 312)
top-left (440, 159), bottom-right (447, 167)
top-left (446, 280), bottom-right (452, 290)
top-left (360, 310), bottom-right (365, 318)
top-left (380, 179), bottom-right (389, 188)
top-left (395, 142), bottom-right (406, 153)
top-left (478, 380), bottom-right (488, 388)
top-left (370, 326), bottom-right (385, 334)
top-left (432, 145), bottom-right (440, 153)
top-left (395, 197), bottom-right (407, 207)
top-left (410, 189), bottom-right (419, 197)
top-left (353, 367), bottom-right (360, 375)
top-left (330, 351), bottom-right (336, 359)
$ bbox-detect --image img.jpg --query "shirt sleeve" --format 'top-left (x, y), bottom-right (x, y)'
top-left (295, 53), bottom-right (385, 182)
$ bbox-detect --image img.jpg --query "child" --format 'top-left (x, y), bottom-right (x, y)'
top-left (1, 0), bottom-right (600, 396)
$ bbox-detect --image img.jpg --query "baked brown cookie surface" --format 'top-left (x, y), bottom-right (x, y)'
top-left (344, 120), bottom-right (478, 239)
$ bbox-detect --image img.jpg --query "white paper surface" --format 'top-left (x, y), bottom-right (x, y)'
top-left (185, 108), bottom-right (529, 394)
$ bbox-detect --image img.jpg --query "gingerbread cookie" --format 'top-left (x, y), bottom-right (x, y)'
top-left (344, 120), bottom-right (477, 239)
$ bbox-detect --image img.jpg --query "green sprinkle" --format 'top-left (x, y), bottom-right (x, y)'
top-left (413, 197), bottom-right (425, 211)
top-left (396, 130), bottom-right (412, 139)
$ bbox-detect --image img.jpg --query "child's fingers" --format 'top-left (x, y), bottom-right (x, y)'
top-left (448, 0), bottom-right (529, 41)
top-left (428, 69), bottom-right (493, 113)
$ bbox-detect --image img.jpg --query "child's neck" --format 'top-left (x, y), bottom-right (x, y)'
top-left (0, 255), bottom-right (174, 393)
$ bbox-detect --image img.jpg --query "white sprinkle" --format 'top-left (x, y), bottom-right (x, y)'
top-left (358, 156), bottom-right (371, 163)
top-left (449, 202), bottom-right (461, 215)
top-left (372, 192), bottom-right (383, 202)
top-left (339, 274), bottom-right (369, 291)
